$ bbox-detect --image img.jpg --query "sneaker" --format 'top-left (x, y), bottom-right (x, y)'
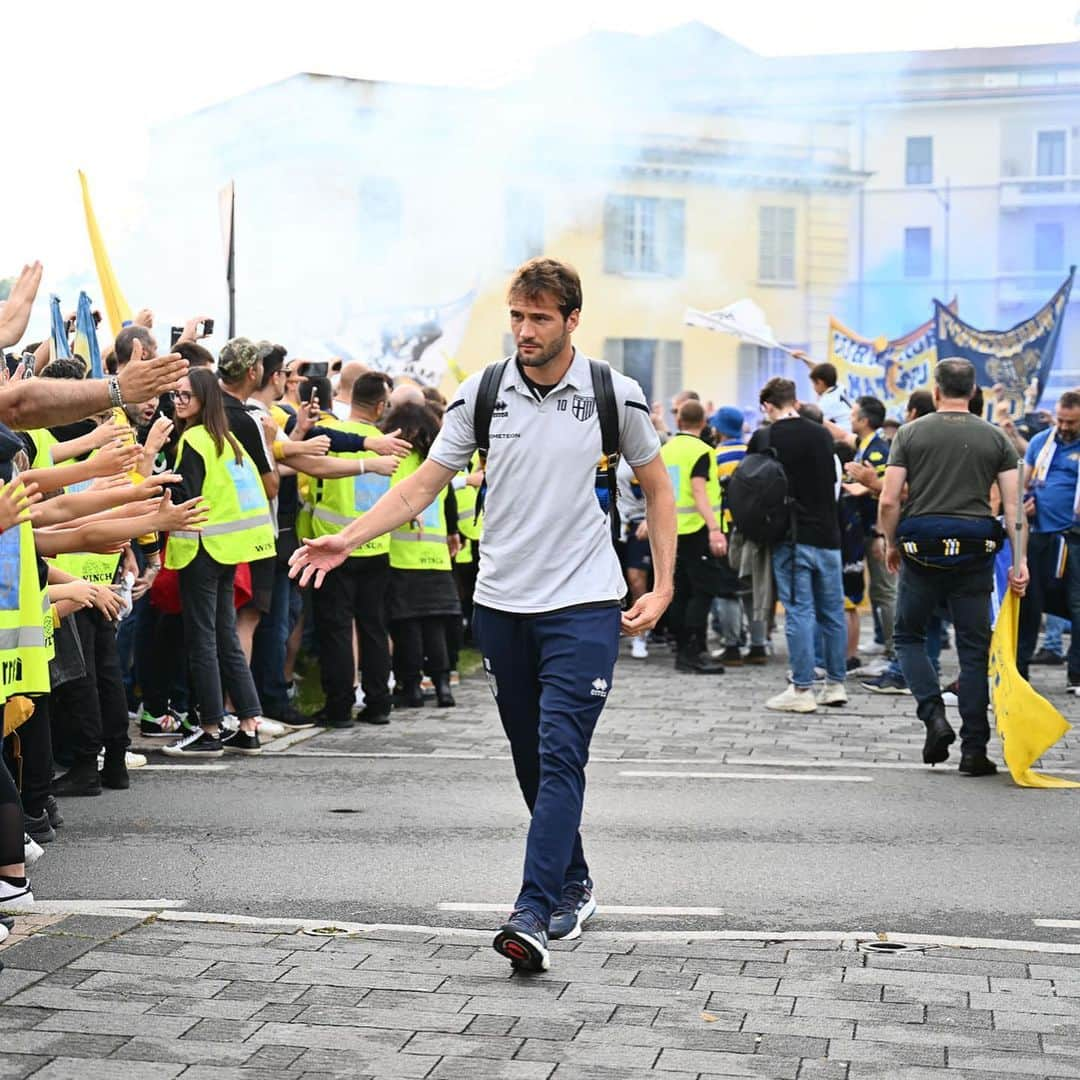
top-left (0, 878), bottom-right (34, 909)
top-left (941, 679), bottom-right (959, 708)
top-left (162, 728), bottom-right (224, 758)
top-left (858, 641), bottom-right (887, 656)
top-left (220, 713), bottom-right (239, 733)
top-left (449, 670), bottom-right (460, 687)
top-left (125, 752), bottom-right (147, 769)
top-left (263, 705), bottom-right (317, 731)
top-left (862, 671), bottom-right (910, 695)
top-left (493, 909), bottom-right (550, 972)
top-left (817, 681), bottom-right (848, 707)
top-left (23, 810), bottom-right (56, 845)
top-left (855, 658), bottom-right (889, 678)
top-left (99, 756), bottom-right (130, 790)
top-left (549, 879), bottom-right (597, 941)
top-left (256, 718), bottom-right (286, 739)
top-left (630, 636), bottom-right (649, 660)
top-left (221, 729), bottom-right (262, 756)
top-left (1068, 674), bottom-right (1080, 697)
top-left (138, 708), bottom-right (184, 738)
top-left (745, 645), bottom-right (768, 666)
top-left (357, 707), bottom-right (391, 726)
top-left (767, 685), bottom-right (818, 713)
top-left (1031, 648), bottom-right (1065, 666)
top-left (958, 754), bottom-right (998, 777)
top-left (721, 646), bottom-right (743, 666)
top-left (354, 685), bottom-right (366, 709)
top-left (24, 835), bottom-right (44, 867)
top-left (45, 796), bottom-right (63, 830)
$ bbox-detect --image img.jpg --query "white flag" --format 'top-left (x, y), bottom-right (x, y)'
top-left (685, 299), bottom-right (785, 352)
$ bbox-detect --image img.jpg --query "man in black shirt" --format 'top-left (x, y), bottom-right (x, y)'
top-left (749, 377), bottom-right (847, 713)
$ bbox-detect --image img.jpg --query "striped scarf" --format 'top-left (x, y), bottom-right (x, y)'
top-left (1032, 428), bottom-right (1080, 521)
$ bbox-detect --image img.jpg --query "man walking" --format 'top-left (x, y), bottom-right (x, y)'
top-left (1018, 390), bottom-right (1080, 691)
top-left (291, 258), bottom-right (675, 972)
top-left (751, 378), bottom-right (847, 712)
top-left (879, 359), bottom-right (1028, 775)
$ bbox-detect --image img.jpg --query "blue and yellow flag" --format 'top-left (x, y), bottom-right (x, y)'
top-left (73, 292), bottom-right (103, 378)
top-left (49, 295), bottom-right (73, 364)
top-left (78, 170), bottom-right (132, 337)
top-left (990, 588), bottom-right (1080, 788)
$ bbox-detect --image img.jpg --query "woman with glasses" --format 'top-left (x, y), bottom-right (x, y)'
top-left (162, 370), bottom-right (275, 758)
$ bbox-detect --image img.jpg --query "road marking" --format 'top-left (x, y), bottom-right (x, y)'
top-left (268, 750), bottom-right (488, 760)
top-left (139, 765), bottom-right (230, 773)
top-left (438, 903), bottom-right (727, 916)
top-left (263, 728), bottom-right (325, 753)
top-left (14, 905), bottom-right (1080, 955)
top-left (620, 770), bottom-right (872, 783)
top-left (1034, 920), bottom-right (1080, 929)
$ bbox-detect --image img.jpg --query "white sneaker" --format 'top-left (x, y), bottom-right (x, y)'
top-left (859, 642), bottom-right (887, 656)
top-left (630, 636), bottom-right (649, 660)
top-left (24, 835), bottom-right (44, 867)
top-left (354, 685), bottom-right (366, 709)
top-left (817, 682), bottom-right (848, 707)
top-left (0, 878), bottom-right (34, 909)
top-left (767, 685), bottom-right (818, 713)
top-left (0, 922), bottom-right (7, 944)
top-left (96, 751), bottom-right (147, 770)
top-left (257, 718), bottom-right (286, 739)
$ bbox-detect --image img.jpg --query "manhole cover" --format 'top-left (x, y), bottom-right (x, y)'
top-left (301, 926), bottom-right (361, 938)
top-left (858, 940), bottom-right (933, 954)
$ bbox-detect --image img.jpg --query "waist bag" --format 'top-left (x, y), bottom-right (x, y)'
top-left (896, 514), bottom-right (1004, 570)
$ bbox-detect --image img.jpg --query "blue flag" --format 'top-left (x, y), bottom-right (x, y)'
top-left (74, 291), bottom-right (103, 378)
top-left (49, 295), bottom-right (73, 363)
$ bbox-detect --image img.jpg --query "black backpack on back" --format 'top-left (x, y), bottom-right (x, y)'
top-left (724, 426), bottom-right (795, 545)
top-left (472, 356), bottom-right (622, 542)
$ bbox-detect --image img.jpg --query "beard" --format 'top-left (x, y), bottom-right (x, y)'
top-left (517, 330), bottom-right (568, 369)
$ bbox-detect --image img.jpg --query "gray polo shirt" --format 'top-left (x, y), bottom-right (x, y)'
top-left (430, 348), bottom-right (661, 614)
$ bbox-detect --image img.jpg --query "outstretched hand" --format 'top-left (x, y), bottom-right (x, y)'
top-left (289, 534), bottom-right (349, 589)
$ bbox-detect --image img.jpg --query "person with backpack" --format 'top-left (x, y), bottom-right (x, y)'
top-left (290, 258), bottom-right (674, 973)
top-left (661, 400), bottom-right (726, 674)
top-left (738, 377), bottom-right (848, 713)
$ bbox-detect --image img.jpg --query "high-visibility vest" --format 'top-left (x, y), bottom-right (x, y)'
top-left (390, 452), bottom-right (450, 571)
top-left (309, 418), bottom-right (391, 558)
top-left (25, 428), bottom-right (57, 470)
top-left (661, 432), bottom-right (719, 536)
top-left (456, 477), bottom-right (482, 542)
top-left (165, 425), bottom-right (275, 569)
top-left (52, 551), bottom-right (121, 586)
top-left (0, 517), bottom-right (54, 703)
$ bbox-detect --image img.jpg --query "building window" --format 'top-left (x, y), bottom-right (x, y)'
top-left (758, 207), bottom-right (796, 283)
top-left (737, 344), bottom-right (811, 410)
top-left (1036, 130), bottom-right (1067, 177)
top-left (603, 338), bottom-right (682, 406)
top-left (905, 137), bottom-right (933, 185)
top-left (904, 227), bottom-right (932, 278)
top-left (603, 196), bottom-right (685, 277)
top-left (1034, 223), bottom-right (1065, 272)
top-left (505, 189), bottom-right (544, 268)
top-left (358, 177), bottom-right (402, 255)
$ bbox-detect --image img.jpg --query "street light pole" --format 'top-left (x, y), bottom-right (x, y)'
top-left (935, 177), bottom-right (952, 300)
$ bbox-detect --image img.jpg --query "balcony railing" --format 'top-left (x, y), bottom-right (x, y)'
top-left (1000, 175), bottom-right (1080, 207)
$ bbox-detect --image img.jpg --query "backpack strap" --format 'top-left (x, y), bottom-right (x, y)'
top-left (473, 357), bottom-right (510, 519)
top-left (589, 358), bottom-right (621, 544)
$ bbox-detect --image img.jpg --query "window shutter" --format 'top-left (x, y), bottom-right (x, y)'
top-left (603, 338), bottom-right (624, 373)
top-left (659, 341), bottom-right (683, 403)
top-left (603, 197), bottom-right (626, 274)
top-left (663, 200), bottom-right (686, 278)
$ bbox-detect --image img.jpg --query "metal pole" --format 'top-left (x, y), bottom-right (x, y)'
top-left (1014, 458), bottom-right (1025, 578)
top-left (943, 177), bottom-right (951, 302)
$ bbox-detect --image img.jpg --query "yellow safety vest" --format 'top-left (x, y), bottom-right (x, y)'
top-left (390, 452), bottom-right (450, 571)
top-left (52, 551), bottom-right (122, 586)
top-left (661, 432), bottom-right (719, 536)
top-left (165, 425), bottom-right (275, 569)
top-left (0, 518), bottom-right (54, 703)
top-left (455, 455), bottom-right (483, 543)
top-left (25, 428), bottom-right (57, 470)
top-left (309, 418), bottom-right (391, 558)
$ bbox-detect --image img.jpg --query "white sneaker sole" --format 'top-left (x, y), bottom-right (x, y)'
top-left (553, 895), bottom-right (598, 941)
top-left (0, 889), bottom-right (35, 911)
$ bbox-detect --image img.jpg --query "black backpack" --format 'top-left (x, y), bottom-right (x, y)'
top-left (472, 357), bottom-right (622, 542)
top-left (724, 426), bottom-right (795, 545)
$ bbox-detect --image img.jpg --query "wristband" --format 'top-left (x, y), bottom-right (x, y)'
top-left (107, 376), bottom-right (125, 408)
top-left (360, 459), bottom-right (365, 475)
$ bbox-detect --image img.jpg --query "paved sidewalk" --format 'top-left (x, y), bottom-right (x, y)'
top-left (6, 913), bottom-right (1080, 1078)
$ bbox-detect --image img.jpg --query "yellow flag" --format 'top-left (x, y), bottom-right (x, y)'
top-left (989, 589), bottom-right (1080, 788)
top-left (78, 171), bottom-right (132, 337)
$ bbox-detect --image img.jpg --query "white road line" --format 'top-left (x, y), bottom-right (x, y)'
top-left (16, 905), bottom-right (1080, 955)
top-left (1034, 920), bottom-right (1080, 929)
top-left (139, 764), bottom-right (230, 772)
top-left (15, 899), bottom-right (185, 912)
top-left (268, 750), bottom-right (487, 760)
top-left (620, 770), bottom-right (873, 783)
top-left (438, 903), bottom-right (727, 916)
top-left (263, 728), bottom-right (326, 753)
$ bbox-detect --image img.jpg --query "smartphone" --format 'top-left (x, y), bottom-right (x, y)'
top-left (200, 318), bottom-right (214, 337)
top-left (170, 326), bottom-right (183, 348)
top-left (303, 361), bottom-right (329, 378)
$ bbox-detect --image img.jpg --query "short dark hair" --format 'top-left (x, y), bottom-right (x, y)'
top-left (760, 377), bottom-right (797, 408)
top-left (257, 345), bottom-right (286, 390)
top-left (507, 258), bottom-right (582, 320)
top-left (856, 395), bottom-right (886, 430)
top-left (40, 357), bottom-right (87, 380)
top-left (174, 341), bottom-right (215, 368)
top-left (907, 389), bottom-right (935, 418)
top-left (677, 400), bottom-right (706, 428)
top-left (809, 362), bottom-right (838, 388)
top-left (1059, 390), bottom-right (1080, 410)
top-left (422, 385), bottom-right (446, 406)
top-left (797, 402), bottom-right (823, 423)
top-left (352, 371), bottom-right (392, 409)
top-left (935, 359), bottom-right (976, 400)
top-left (114, 326), bottom-right (155, 366)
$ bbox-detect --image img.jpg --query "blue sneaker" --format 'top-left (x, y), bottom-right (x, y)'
top-left (493, 909), bottom-right (550, 972)
top-left (548, 879), bottom-right (597, 941)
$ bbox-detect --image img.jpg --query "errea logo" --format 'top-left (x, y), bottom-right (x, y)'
top-left (590, 677), bottom-right (608, 698)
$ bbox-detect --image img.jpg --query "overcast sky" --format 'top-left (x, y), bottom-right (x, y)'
top-left (3, 0), bottom-right (1078, 312)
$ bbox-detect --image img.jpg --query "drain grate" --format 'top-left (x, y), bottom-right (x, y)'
top-left (301, 926), bottom-right (362, 938)
top-left (858, 940), bottom-right (933, 954)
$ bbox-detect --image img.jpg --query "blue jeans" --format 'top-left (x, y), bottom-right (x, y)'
top-left (473, 603), bottom-right (620, 923)
top-left (250, 560), bottom-right (296, 716)
top-left (1018, 532), bottom-right (1080, 677)
top-left (1045, 614), bottom-right (1068, 657)
top-left (772, 543), bottom-right (847, 688)
top-left (895, 558), bottom-right (993, 757)
top-left (885, 614), bottom-right (943, 681)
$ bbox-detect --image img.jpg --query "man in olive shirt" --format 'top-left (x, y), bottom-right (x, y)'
top-left (879, 360), bottom-right (1028, 776)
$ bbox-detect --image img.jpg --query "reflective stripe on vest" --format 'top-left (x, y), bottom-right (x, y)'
top-left (0, 520), bottom-right (53, 702)
top-left (390, 451), bottom-right (451, 571)
top-left (164, 426), bottom-right (275, 570)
